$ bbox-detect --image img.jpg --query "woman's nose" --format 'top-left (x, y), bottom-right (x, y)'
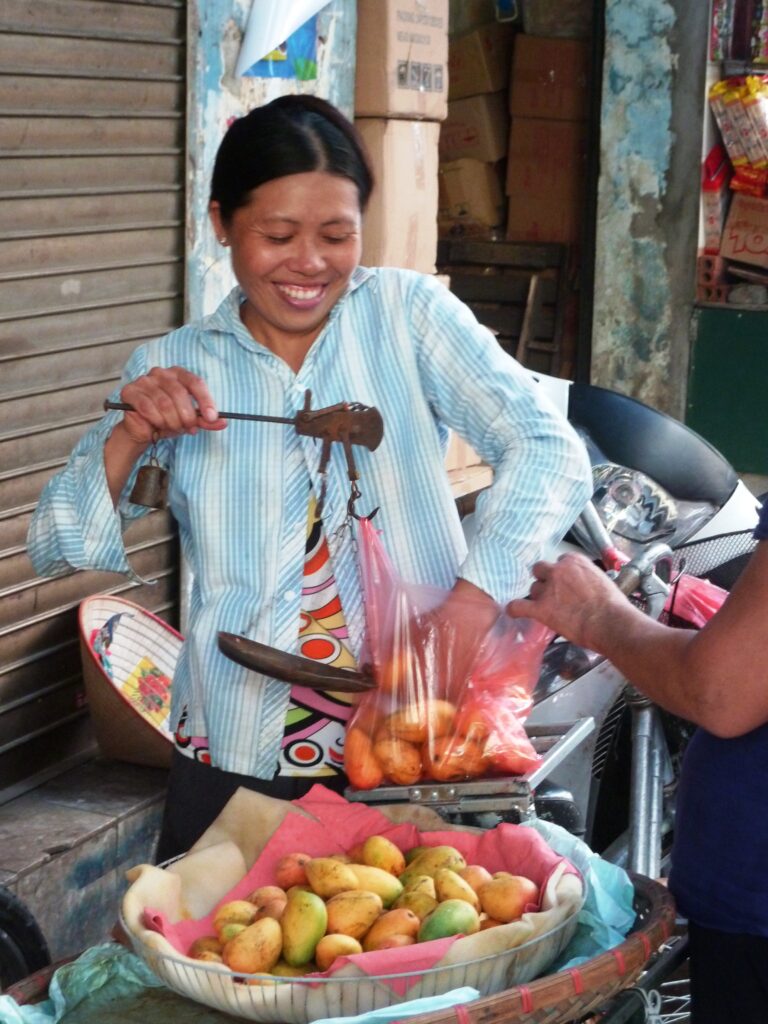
top-left (288, 239), bottom-right (325, 273)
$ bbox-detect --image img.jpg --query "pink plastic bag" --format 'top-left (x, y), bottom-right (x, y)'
top-left (345, 519), bottom-right (553, 789)
top-left (666, 572), bottom-right (728, 628)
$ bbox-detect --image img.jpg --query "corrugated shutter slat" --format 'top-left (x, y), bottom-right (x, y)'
top-left (0, 0), bottom-right (185, 802)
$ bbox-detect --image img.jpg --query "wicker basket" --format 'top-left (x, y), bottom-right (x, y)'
top-left (398, 872), bottom-right (676, 1024)
top-left (78, 595), bottom-right (181, 769)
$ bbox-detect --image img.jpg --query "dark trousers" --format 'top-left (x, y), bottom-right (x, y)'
top-left (688, 921), bottom-right (768, 1024)
top-left (155, 749), bottom-right (348, 864)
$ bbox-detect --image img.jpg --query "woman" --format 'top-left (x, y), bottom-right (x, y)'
top-left (28, 96), bottom-right (591, 860)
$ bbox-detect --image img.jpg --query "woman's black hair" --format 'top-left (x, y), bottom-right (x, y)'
top-left (210, 95), bottom-right (375, 223)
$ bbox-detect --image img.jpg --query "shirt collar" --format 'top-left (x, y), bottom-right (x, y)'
top-left (199, 267), bottom-right (376, 356)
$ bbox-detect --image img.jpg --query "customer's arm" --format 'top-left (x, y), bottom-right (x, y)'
top-left (507, 545), bottom-right (768, 738)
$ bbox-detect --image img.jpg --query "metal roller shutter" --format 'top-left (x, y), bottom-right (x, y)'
top-left (0, 0), bottom-right (186, 802)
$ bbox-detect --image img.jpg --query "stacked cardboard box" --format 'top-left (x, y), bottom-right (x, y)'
top-left (438, 14), bottom-right (514, 238)
top-left (355, 0), bottom-right (448, 273)
top-left (505, 35), bottom-right (590, 244)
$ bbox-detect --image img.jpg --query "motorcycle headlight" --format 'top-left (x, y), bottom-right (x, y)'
top-left (592, 464), bottom-right (678, 544)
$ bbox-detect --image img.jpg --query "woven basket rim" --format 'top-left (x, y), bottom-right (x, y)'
top-left (396, 871), bottom-right (676, 1023)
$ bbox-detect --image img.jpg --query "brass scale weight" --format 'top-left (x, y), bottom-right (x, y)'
top-left (104, 389), bottom-right (382, 693)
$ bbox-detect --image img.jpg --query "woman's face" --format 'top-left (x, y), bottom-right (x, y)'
top-left (210, 171), bottom-right (362, 366)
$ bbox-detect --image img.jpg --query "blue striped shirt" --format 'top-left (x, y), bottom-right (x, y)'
top-left (27, 267), bottom-right (591, 777)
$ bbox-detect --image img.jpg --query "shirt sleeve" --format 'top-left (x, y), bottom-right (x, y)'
top-left (408, 273), bottom-right (593, 602)
top-left (26, 346), bottom-right (156, 582)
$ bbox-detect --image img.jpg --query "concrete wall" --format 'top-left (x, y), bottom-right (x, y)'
top-left (592, 0), bottom-right (709, 418)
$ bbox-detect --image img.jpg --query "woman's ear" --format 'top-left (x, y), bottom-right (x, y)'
top-left (209, 202), bottom-right (227, 245)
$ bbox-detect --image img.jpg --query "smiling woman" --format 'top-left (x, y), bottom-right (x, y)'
top-left (26, 95), bottom-right (592, 863)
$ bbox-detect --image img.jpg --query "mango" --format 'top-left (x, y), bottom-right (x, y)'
top-left (404, 845), bottom-right (429, 864)
top-left (368, 934), bottom-right (416, 951)
top-left (361, 835), bottom-right (406, 876)
top-left (459, 865), bottom-right (493, 894)
top-left (194, 950), bottom-right (224, 963)
top-left (392, 889), bottom-right (439, 921)
top-left (402, 874), bottom-right (436, 898)
top-left (271, 959), bottom-right (313, 977)
top-left (372, 737), bottom-right (422, 785)
top-left (434, 867), bottom-right (480, 910)
top-left (275, 852), bottom-right (311, 889)
top-left (382, 699), bottom-right (456, 744)
top-left (218, 922), bottom-right (248, 944)
top-left (246, 885), bottom-right (288, 923)
top-left (281, 889), bottom-right (328, 967)
top-left (325, 889), bottom-right (383, 940)
top-left (362, 908), bottom-right (420, 952)
top-left (345, 729), bottom-right (384, 790)
top-left (222, 917), bottom-right (283, 974)
top-left (422, 734), bottom-right (490, 782)
top-left (417, 899), bottom-right (481, 943)
top-left (347, 864), bottom-right (403, 908)
top-left (478, 874), bottom-right (540, 923)
top-left (213, 899), bottom-right (258, 938)
top-left (305, 857), bottom-right (359, 898)
top-left (399, 845), bottom-right (466, 885)
top-left (315, 934), bottom-right (363, 971)
top-left (187, 935), bottom-right (223, 959)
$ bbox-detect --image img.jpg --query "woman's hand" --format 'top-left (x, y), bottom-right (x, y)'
top-left (119, 366), bottom-right (227, 444)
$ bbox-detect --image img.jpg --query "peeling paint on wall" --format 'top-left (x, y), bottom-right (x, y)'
top-left (593, 0), bottom-right (677, 410)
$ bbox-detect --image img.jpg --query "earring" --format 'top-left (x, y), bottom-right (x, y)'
top-left (219, 237), bottom-right (228, 246)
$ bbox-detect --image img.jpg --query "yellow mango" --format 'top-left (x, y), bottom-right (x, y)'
top-left (402, 874), bottom-right (436, 898)
top-left (392, 889), bottom-right (439, 921)
top-left (477, 874), bottom-right (540, 923)
top-left (187, 935), bottom-right (222, 959)
top-left (325, 889), bottom-right (383, 940)
top-left (222, 917), bottom-right (282, 974)
top-left (399, 846), bottom-right (466, 885)
top-left (213, 899), bottom-right (258, 938)
top-left (315, 933), bottom-right (363, 971)
top-left (305, 857), bottom-right (359, 898)
top-left (347, 864), bottom-right (403, 908)
top-left (362, 908), bottom-right (420, 952)
top-left (434, 867), bottom-right (480, 910)
top-left (361, 835), bottom-right (406, 876)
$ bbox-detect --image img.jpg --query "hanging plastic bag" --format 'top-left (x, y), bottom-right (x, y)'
top-left (345, 519), bottom-right (553, 790)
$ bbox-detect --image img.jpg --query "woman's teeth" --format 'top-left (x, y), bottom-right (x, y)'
top-left (278, 284), bottom-right (324, 300)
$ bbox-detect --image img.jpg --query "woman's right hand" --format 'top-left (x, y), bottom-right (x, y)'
top-left (118, 366), bottom-right (227, 444)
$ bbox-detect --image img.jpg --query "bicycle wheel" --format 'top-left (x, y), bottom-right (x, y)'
top-left (0, 887), bottom-right (50, 988)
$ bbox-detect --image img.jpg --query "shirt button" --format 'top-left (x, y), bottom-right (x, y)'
top-left (283, 590), bottom-right (296, 602)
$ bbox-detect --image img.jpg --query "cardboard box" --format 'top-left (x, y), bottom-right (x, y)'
top-left (355, 0), bottom-right (449, 120)
top-left (439, 158), bottom-right (506, 231)
top-left (356, 118), bottom-right (440, 273)
top-left (448, 21), bottom-right (515, 100)
top-left (720, 192), bottom-right (768, 269)
top-left (505, 117), bottom-right (587, 243)
top-left (509, 35), bottom-right (590, 121)
top-left (439, 91), bottom-right (509, 162)
top-left (445, 431), bottom-right (483, 471)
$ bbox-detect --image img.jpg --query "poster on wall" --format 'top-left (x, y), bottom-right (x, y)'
top-left (236, 1), bottom-right (332, 78)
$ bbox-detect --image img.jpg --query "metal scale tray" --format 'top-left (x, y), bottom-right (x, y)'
top-left (344, 717), bottom-right (595, 819)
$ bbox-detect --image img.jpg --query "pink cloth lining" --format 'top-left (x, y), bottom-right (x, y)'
top-left (144, 785), bottom-right (578, 994)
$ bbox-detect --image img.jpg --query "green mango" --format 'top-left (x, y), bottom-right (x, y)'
top-left (417, 899), bottom-right (480, 943)
top-left (281, 889), bottom-right (328, 967)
